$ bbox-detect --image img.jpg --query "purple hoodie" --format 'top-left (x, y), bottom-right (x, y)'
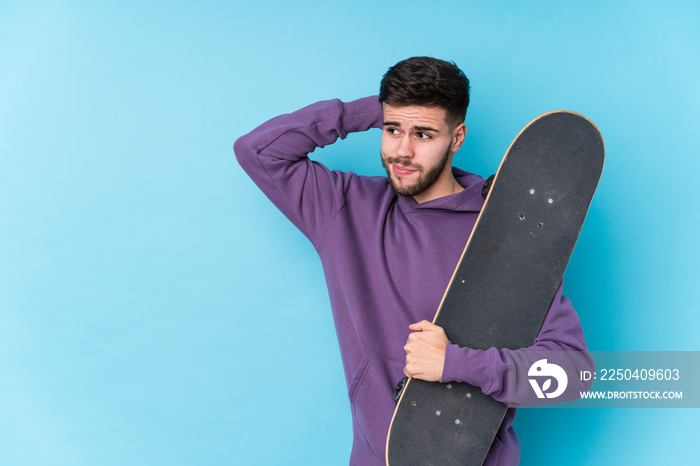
top-left (234, 96), bottom-right (593, 465)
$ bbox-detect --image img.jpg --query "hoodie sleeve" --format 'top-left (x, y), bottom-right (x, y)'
top-left (234, 96), bottom-right (384, 247)
top-left (440, 282), bottom-right (595, 407)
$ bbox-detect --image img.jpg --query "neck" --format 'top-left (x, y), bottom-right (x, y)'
top-left (412, 166), bottom-right (464, 204)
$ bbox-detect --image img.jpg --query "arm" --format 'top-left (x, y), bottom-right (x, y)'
top-left (404, 283), bottom-right (595, 406)
top-left (234, 96), bottom-right (383, 246)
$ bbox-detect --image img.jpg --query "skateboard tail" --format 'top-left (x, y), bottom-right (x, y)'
top-left (434, 110), bottom-right (604, 349)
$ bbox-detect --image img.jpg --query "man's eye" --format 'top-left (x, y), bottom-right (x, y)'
top-left (417, 132), bottom-right (431, 140)
top-left (387, 128), bottom-right (400, 135)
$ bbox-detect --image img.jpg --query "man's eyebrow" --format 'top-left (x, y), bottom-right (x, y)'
top-left (413, 125), bottom-right (440, 133)
top-left (382, 121), bottom-right (440, 133)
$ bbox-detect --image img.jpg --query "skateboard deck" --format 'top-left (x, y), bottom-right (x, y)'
top-left (385, 111), bottom-right (604, 465)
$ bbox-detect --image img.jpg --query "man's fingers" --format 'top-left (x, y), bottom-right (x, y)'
top-left (409, 320), bottom-right (437, 331)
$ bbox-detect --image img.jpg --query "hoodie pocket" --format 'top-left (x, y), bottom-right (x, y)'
top-left (348, 350), bottom-right (405, 457)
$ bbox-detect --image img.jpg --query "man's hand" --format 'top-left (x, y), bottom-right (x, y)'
top-left (403, 320), bottom-right (449, 382)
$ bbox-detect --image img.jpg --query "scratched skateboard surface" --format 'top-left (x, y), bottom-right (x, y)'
top-left (386, 111), bottom-right (604, 465)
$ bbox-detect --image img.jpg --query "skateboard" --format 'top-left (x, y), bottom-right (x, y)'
top-left (385, 111), bottom-right (605, 465)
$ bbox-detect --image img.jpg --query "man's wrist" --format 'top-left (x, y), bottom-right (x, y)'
top-left (440, 343), bottom-right (494, 391)
top-left (341, 96), bottom-right (383, 131)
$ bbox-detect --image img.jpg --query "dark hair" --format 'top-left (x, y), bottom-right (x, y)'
top-left (379, 56), bottom-right (470, 127)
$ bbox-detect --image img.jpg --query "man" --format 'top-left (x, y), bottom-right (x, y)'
top-left (235, 57), bottom-right (592, 465)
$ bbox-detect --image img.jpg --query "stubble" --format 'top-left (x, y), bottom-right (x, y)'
top-left (381, 149), bottom-right (451, 197)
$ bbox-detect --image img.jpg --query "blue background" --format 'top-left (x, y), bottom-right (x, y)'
top-left (2, 1), bottom-right (699, 464)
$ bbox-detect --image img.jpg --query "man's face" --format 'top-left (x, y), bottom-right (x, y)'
top-left (381, 103), bottom-right (465, 202)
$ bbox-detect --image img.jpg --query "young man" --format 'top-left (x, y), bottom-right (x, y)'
top-left (235, 57), bottom-right (592, 465)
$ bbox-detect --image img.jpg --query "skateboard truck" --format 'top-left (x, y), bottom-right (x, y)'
top-left (394, 376), bottom-right (408, 403)
top-left (481, 174), bottom-right (495, 199)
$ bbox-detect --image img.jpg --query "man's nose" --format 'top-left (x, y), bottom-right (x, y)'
top-left (396, 134), bottom-right (413, 158)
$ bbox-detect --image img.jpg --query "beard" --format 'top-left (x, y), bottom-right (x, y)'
top-left (381, 148), bottom-right (451, 197)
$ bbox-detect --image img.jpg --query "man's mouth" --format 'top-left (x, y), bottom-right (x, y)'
top-left (391, 163), bottom-right (419, 176)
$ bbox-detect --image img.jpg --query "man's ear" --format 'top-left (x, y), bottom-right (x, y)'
top-left (451, 123), bottom-right (467, 153)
